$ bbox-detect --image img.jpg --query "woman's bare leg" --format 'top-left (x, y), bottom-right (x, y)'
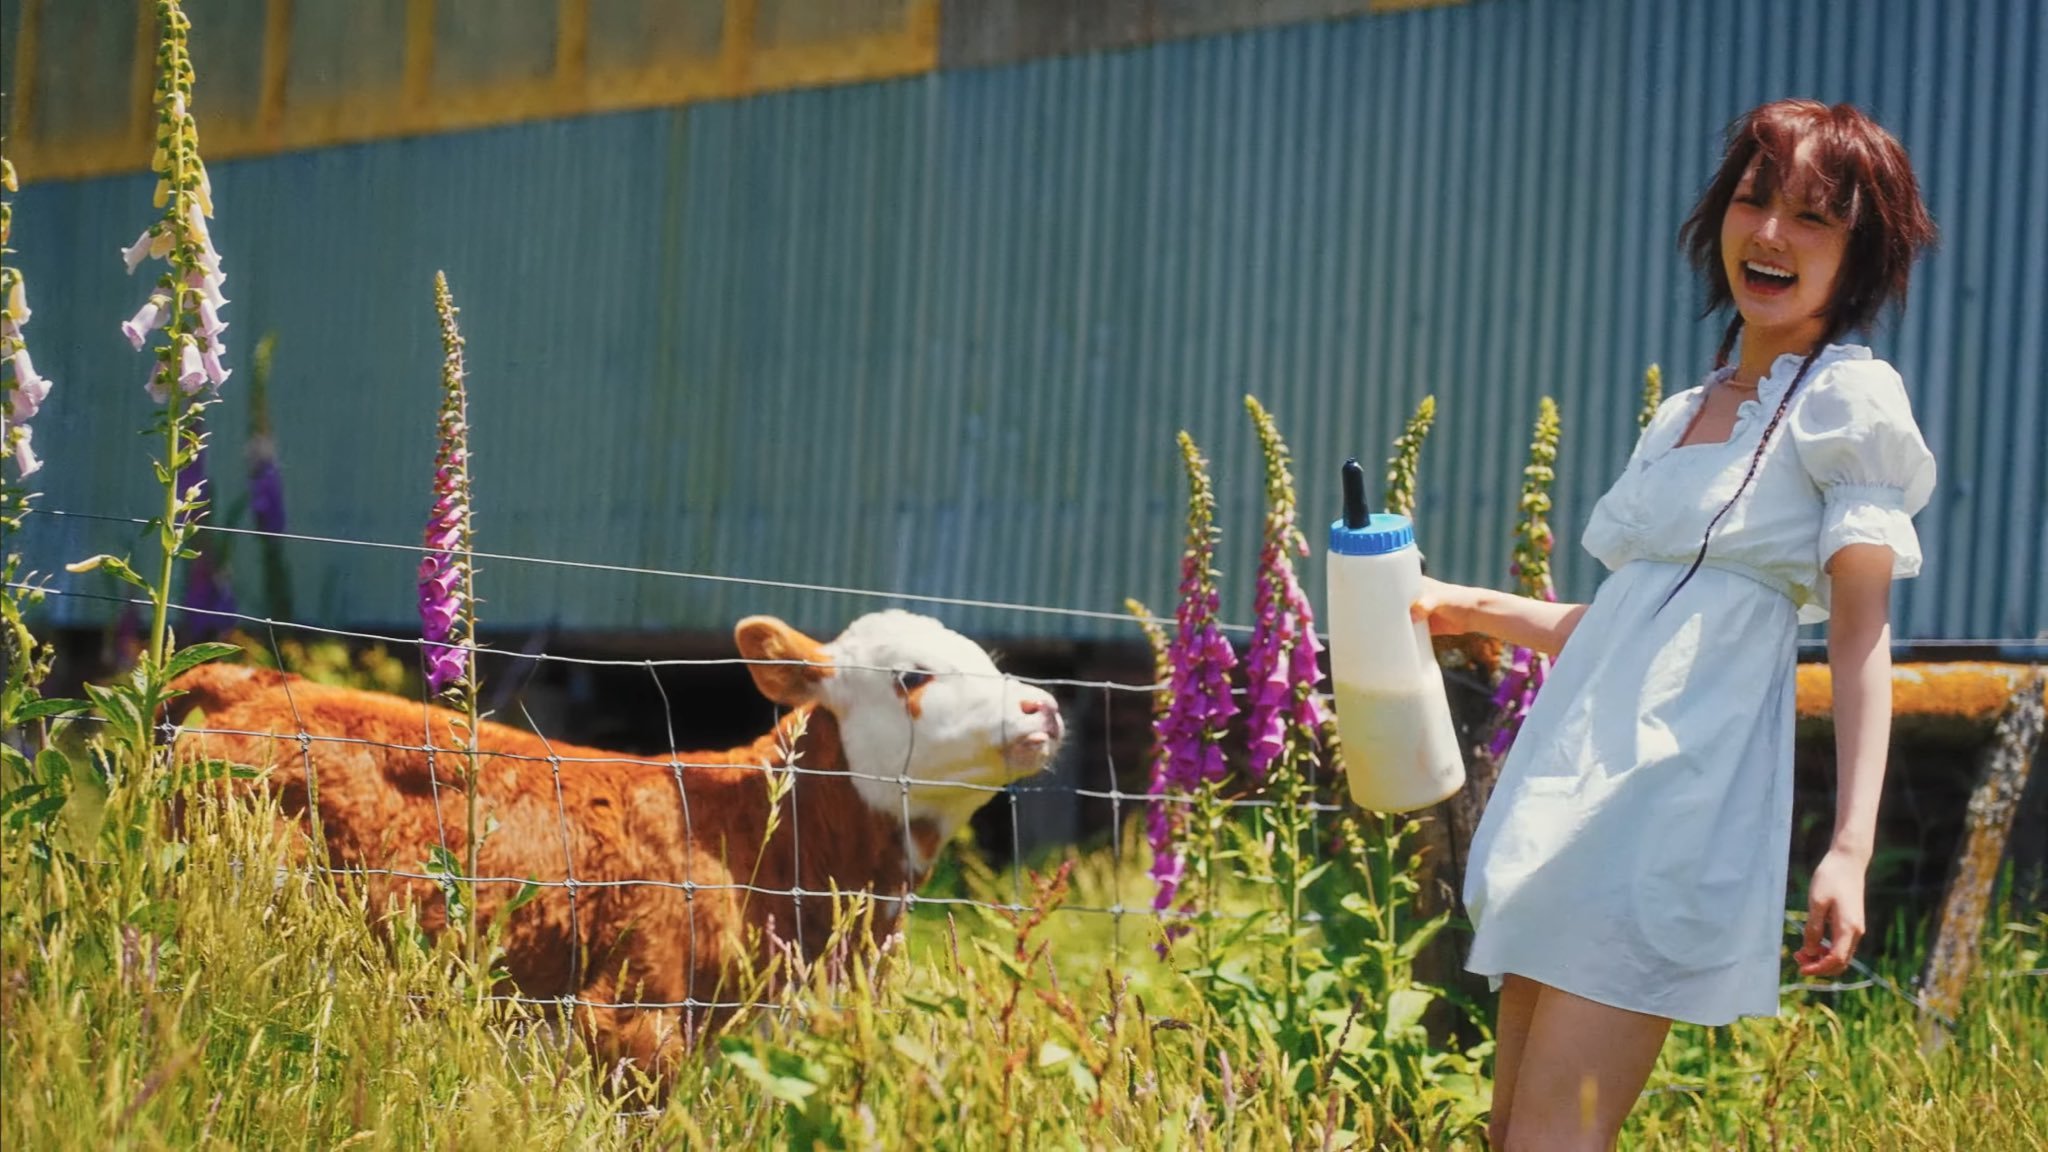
top-left (1503, 982), bottom-right (1671, 1151)
top-left (1487, 974), bottom-right (1543, 1149)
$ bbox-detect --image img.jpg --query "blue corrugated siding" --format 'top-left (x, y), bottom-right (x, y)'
top-left (12, 0), bottom-right (2045, 644)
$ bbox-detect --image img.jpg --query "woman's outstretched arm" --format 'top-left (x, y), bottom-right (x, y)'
top-left (1409, 576), bottom-right (1588, 657)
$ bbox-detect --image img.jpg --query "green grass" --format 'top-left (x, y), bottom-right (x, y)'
top-left (3, 783), bottom-right (2043, 1150)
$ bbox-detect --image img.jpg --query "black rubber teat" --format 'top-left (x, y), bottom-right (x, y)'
top-left (1341, 458), bottom-right (1371, 529)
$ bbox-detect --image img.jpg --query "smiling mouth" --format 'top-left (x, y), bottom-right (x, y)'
top-left (1742, 259), bottom-right (1797, 293)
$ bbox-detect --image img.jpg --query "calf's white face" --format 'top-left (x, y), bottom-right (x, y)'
top-left (734, 611), bottom-right (1063, 837)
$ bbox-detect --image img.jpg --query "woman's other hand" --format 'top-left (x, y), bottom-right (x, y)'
top-left (1795, 847), bottom-right (1869, 978)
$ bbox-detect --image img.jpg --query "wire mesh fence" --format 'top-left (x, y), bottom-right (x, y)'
top-left (8, 508), bottom-right (2044, 1037)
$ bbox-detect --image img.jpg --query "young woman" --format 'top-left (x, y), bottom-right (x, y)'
top-left (1413, 99), bottom-right (1938, 1150)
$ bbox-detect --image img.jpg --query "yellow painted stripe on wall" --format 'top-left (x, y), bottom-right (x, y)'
top-left (7, 0), bottom-right (941, 184)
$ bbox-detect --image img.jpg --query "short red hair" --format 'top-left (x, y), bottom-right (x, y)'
top-left (1679, 99), bottom-right (1936, 340)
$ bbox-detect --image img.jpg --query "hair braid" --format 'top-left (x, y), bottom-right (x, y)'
top-left (1713, 315), bottom-right (1745, 370)
top-left (1654, 339), bottom-right (1830, 614)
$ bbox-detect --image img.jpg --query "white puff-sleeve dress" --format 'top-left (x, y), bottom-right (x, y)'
top-left (1462, 343), bottom-right (1937, 1025)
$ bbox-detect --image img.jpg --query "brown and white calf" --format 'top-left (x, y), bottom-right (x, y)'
top-left (170, 610), bottom-right (1062, 1073)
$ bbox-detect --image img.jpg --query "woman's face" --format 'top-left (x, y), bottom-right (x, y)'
top-left (1719, 151), bottom-right (1849, 346)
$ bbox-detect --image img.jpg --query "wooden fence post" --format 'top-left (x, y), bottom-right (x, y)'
top-left (1917, 664), bottom-right (2046, 1053)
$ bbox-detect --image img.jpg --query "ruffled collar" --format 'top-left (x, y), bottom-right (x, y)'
top-left (1648, 343), bottom-right (1870, 464)
top-left (1710, 341), bottom-right (1871, 411)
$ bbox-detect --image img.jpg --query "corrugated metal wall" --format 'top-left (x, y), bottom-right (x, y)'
top-left (12, 0), bottom-right (2045, 645)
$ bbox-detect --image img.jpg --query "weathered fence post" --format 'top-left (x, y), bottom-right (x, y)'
top-left (1917, 664), bottom-right (2046, 1052)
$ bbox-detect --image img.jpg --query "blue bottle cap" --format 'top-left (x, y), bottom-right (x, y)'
top-left (1329, 513), bottom-right (1416, 556)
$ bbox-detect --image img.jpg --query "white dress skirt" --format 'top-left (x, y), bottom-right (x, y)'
top-left (1462, 343), bottom-right (1936, 1026)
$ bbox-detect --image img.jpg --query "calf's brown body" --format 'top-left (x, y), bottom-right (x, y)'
top-left (172, 649), bottom-right (967, 1074)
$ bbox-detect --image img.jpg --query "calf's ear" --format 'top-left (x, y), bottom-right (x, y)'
top-left (735, 616), bottom-right (833, 706)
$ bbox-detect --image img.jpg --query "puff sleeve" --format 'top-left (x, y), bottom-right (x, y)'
top-left (1788, 358), bottom-right (1937, 583)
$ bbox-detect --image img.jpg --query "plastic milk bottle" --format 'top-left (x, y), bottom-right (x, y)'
top-left (1324, 459), bottom-right (1467, 812)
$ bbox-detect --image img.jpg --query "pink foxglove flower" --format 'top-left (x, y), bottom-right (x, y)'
top-left (1242, 397), bottom-right (1328, 783)
top-left (199, 339), bottom-right (230, 387)
top-left (196, 296), bottom-right (226, 338)
top-left (121, 4), bottom-right (229, 408)
top-left (177, 342), bottom-right (206, 393)
top-left (2, 162), bottom-right (50, 483)
top-left (1486, 637), bottom-right (1547, 761)
top-left (1147, 433), bottom-right (1238, 929)
top-left (6, 351), bottom-right (49, 421)
top-left (419, 272), bottom-right (475, 697)
top-left (123, 293), bottom-right (173, 349)
top-left (121, 227), bottom-right (171, 273)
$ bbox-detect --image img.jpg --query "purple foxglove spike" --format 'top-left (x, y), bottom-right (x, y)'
top-left (249, 461), bottom-right (286, 535)
top-left (197, 297), bottom-right (226, 337)
top-left (145, 366), bottom-right (170, 404)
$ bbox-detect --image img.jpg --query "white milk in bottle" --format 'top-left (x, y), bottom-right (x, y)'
top-left (1324, 459), bottom-right (1466, 812)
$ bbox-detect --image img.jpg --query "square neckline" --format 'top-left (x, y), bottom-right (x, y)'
top-left (1669, 379), bottom-right (1761, 451)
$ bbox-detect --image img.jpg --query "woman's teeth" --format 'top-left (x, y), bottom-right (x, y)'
top-left (1743, 259), bottom-right (1796, 287)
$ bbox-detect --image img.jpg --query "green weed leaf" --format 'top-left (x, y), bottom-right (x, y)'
top-left (165, 642), bottom-right (243, 680)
